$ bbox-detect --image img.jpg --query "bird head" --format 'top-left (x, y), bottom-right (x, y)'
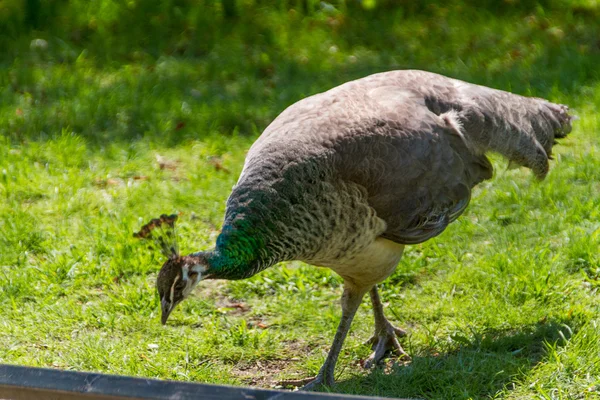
top-left (134, 213), bottom-right (209, 325)
top-left (156, 253), bottom-right (207, 324)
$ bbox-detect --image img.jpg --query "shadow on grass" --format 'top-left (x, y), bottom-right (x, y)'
top-left (333, 320), bottom-right (574, 399)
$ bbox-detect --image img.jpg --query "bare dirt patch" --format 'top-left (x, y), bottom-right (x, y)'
top-left (232, 339), bottom-right (317, 388)
top-left (235, 359), bottom-right (298, 387)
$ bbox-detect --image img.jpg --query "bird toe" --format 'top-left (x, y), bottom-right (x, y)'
top-left (362, 326), bottom-right (410, 369)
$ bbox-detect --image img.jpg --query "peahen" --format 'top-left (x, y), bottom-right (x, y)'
top-left (137, 70), bottom-right (574, 389)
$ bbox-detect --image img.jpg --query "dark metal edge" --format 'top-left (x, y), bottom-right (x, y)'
top-left (0, 364), bottom-right (397, 400)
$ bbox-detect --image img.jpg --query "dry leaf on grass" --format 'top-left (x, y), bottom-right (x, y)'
top-left (208, 156), bottom-right (231, 174)
top-left (93, 177), bottom-right (123, 187)
top-left (156, 154), bottom-right (179, 171)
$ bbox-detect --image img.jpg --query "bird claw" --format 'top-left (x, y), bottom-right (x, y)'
top-left (301, 375), bottom-right (330, 391)
top-left (278, 373), bottom-right (333, 391)
top-left (362, 323), bottom-right (410, 369)
top-left (365, 325), bottom-right (407, 346)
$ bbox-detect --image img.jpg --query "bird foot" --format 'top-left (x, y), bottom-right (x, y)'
top-left (362, 323), bottom-right (410, 369)
top-left (365, 324), bottom-right (407, 346)
top-left (301, 374), bottom-right (332, 391)
top-left (278, 372), bottom-right (334, 391)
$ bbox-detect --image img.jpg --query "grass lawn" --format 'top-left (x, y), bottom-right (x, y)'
top-left (1, 2), bottom-right (599, 399)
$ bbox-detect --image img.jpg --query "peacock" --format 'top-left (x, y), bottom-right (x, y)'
top-left (136, 70), bottom-right (574, 390)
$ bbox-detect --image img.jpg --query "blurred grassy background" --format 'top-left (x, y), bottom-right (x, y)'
top-left (1, 1), bottom-right (599, 399)
top-left (2, 0), bottom-right (599, 145)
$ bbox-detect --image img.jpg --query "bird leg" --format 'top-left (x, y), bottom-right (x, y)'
top-left (363, 285), bottom-right (410, 369)
top-left (301, 283), bottom-right (368, 391)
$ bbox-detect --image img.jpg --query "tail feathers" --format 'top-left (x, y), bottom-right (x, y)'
top-left (454, 83), bottom-right (575, 180)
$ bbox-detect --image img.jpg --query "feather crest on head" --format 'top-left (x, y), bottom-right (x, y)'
top-left (133, 213), bottom-right (180, 259)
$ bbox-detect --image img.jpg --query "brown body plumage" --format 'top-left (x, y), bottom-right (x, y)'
top-left (148, 70), bottom-right (574, 389)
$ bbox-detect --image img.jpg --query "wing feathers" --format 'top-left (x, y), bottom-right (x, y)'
top-left (451, 82), bottom-right (573, 179)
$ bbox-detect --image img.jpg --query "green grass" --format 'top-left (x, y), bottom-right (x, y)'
top-left (1, 2), bottom-right (599, 399)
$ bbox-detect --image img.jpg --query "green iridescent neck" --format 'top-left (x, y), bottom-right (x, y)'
top-left (201, 227), bottom-right (272, 280)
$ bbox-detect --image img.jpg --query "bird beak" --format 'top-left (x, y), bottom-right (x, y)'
top-left (161, 298), bottom-right (173, 325)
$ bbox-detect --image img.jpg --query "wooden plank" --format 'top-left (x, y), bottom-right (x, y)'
top-left (0, 364), bottom-right (395, 400)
